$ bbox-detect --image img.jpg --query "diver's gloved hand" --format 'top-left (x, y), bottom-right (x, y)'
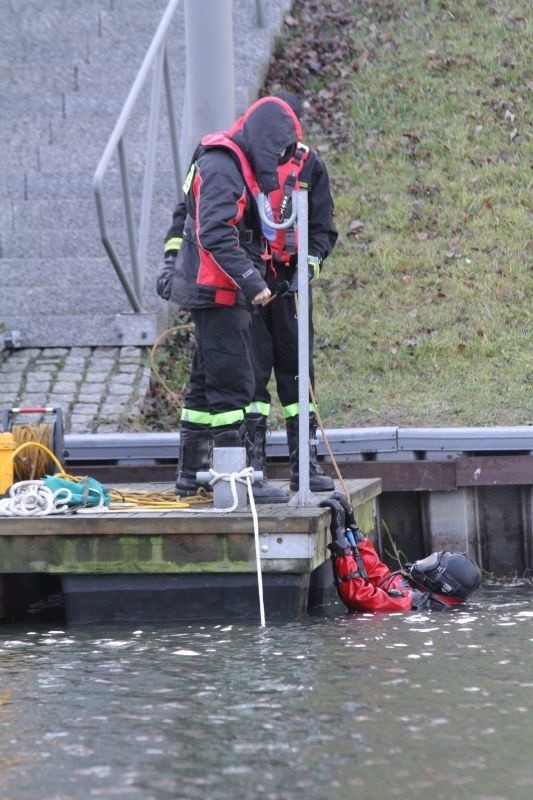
top-left (319, 497), bottom-right (351, 555)
top-left (329, 492), bottom-right (366, 541)
top-left (327, 538), bottom-right (352, 557)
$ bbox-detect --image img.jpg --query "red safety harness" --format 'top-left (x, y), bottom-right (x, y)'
top-left (268, 143), bottom-right (309, 265)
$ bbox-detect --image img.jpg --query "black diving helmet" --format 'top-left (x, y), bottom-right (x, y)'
top-left (408, 551), bottom-right (482, 600)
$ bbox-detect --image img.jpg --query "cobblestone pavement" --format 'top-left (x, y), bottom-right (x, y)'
top-left (0, 346), bottom-right (151, 433)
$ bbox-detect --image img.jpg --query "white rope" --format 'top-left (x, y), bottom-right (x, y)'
top-left (245, 474), bottom-right (266, 627)
top-left (0, 480), bottom-right (72, 517)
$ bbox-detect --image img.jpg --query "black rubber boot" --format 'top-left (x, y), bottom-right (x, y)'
top-left (286, 413), bottom-right (334, 492)
top-left (175, 424), bottom-right (212, 497)
top-left (212, 422), bottom-right (246, 448)
top-left (244, 414), bottom-right (289, 505)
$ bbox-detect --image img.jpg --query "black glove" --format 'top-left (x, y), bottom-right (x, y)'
top-left (329, 492), bottom-right (365, 541)
top-left (156, 254), bottom-right (177, 300)
top-left (287, 256), bottom-right (322, 294)
top-left (277, 279), bottom-right (293, 297)
top-left (319, 497), bottom-right (351, 554)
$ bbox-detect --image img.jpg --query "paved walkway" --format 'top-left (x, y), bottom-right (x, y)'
top-left (0, 346), bottom-right (151, 433)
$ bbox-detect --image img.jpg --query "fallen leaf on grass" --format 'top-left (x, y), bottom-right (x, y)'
top-left (348, 219), bottom-right (365, 235)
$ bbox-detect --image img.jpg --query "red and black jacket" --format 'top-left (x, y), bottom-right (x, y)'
top-left (169, 97), bottom-right (302, 309)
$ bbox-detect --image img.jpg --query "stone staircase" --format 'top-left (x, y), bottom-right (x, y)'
top-left (0, 0), bottom-right (293, 350)
top-left (0, 0), bottom-right (175, 347)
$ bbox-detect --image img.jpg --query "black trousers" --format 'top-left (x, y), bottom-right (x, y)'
top-left (249, 287), bottom-right (315, 411)
top-left (184, 306), bottom-right (255, 417)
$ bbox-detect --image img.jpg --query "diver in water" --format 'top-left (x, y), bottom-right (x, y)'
top-left (320, 494), bottom-right (482, 613)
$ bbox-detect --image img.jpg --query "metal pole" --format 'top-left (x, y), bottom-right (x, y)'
top-left (256, 189), bottom-right (317, 506)
top-left (181, 0), bottom-right (235, 176)
top-left (288, 189), bottom-right (317, 507)
top-left (163, 47), bottom-right (183, 199)
top-left (117, 139), bottom-right (143, 302)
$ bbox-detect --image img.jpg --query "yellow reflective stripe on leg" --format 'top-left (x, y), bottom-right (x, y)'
top-left (180, 408), bottom-right (213, 425)
top-left (211, 409), bottom-right (245, 428)
top-left (283, 402), bottom-right (316, 419)
top-left (245, 401), bottom-right (270, 416)
top-left (283, 403), bottom-right (299, 419)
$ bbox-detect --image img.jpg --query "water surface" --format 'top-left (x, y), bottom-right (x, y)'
top-left (1, 584), bottom-right (532, 800)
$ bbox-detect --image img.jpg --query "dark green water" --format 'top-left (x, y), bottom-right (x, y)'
top-left (1, 585), bottom-right (533, 800)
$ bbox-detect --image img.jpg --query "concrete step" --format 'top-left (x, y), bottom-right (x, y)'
top-left (0, 64), bottom-right (77, 96)
top-left (3, 195), bottom-right (176, 232)
top-left (0, 310), bottom-right (172, 347)
top-left (0, 93), bottom-right (64, 119)
top-left (2, 214), bottom-right (172, 259)
top-left (0, 169), bottom-right (178, 201)
top-left (0, 0), bottom-right (166, 61)
top-left (0, 0), bottom-right (170, 43)
top-left (0, 256), bottom-right (166, 308)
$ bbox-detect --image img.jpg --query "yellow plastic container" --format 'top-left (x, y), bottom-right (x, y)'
top-left (0, 432), bottom-right (16, 493)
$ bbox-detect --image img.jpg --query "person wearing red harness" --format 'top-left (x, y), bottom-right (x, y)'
top-left (157, 96), bottom-right (302, 501)
top-left (246, 91), bottom-right (338, 494)
top-left (320, 494), bottom-right (482, 613)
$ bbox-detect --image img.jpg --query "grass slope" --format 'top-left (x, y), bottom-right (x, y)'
top-left (145, 0), bottom-right (532, 431)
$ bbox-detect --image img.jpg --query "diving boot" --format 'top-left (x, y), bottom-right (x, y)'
top-left (175, 423), bottom-right (212, 496)
top-left (286, 413), bottom-right (334, 492)
top-left (244, 414), bottom-right (289, 505)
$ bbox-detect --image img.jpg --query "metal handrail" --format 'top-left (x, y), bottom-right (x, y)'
top-left (92, 0), bottom-right (183, 313)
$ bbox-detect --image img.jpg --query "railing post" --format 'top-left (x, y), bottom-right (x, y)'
top-left (137, 46), bottom-right (165, 291)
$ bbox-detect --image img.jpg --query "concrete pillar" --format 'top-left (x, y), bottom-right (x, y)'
top-left (180, 0), bottom-right (235, 176)
top-left (424, 488), bottom-right (478, 556)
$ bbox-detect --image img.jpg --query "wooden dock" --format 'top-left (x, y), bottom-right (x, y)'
top-left (0, 478), bottom-right (381, 624)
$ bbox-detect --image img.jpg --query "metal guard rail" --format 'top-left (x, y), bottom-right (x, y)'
top-left (92, 0), bottom-right (183, 313)
top-left (63, 427), bottom-right (533, 464)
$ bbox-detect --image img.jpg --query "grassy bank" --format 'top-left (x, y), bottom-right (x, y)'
top-left (145, 0), bottom-right (532, 430)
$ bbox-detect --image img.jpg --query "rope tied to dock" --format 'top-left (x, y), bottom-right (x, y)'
top-left (204, 465), bottom-right (255, 513)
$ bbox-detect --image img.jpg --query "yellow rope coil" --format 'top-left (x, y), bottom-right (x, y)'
top-left (7, 439), bottom-right (211, 510)
top-left (11, 424), bottom-right (57, 480)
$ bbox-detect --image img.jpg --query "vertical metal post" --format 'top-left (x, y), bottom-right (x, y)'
top-left (255, 0), bottom-right (265, 27)
top-left (117, 139), bottom-right (142, 301)
top-left (137, 47), bottom-right (164, 291)
top-left (181, 0), bottom-right (235, 176)
top-left (288, 189), bottom-right (318, 507)
top-left (163, 46), bottom-right (183, 199)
